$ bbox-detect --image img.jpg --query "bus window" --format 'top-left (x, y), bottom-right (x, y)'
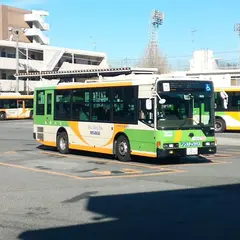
top-left (36, 90), bottom-right (45, 115)
top-left (25, 99), bottom-right (33, 108)
top-left (112, 86), bottom-right (137, 124)
top-left (72, 89), bottom-right (90, 121)
top-left (230, 92), bottom-right (240, 111)
top-left (54, 90), bottom-right (71, 120)
top-left (92, 88), bottom-right (111, 122)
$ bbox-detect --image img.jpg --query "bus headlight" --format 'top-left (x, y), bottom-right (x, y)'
top-left (163, 143), bottom-right (179, 148)
top-left (203, 141), bottom-right (215, 146)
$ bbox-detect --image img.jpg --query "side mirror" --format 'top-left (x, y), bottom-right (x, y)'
top-left (159, 99), bottom-right (166, 105)
top-left (146, 99), bottom-right (152, 110)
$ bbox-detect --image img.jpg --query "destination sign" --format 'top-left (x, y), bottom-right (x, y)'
top-left (157, 81), bottom-right (213, 93)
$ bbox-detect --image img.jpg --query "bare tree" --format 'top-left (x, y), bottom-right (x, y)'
top-left (137, 45), bottom-right (171, 74)
top-left (137, 10), bottom-right (171, 74)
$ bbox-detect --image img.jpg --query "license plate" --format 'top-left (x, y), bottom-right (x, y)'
top-left (186, 148), bottom-right (198, 155)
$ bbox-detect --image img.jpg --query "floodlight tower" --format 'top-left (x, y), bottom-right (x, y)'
top-left (149, 10), bottom-right (164, 65)
top-left (234, 23), bottom-right (240, 68)
top-left (141, 10), bottom-right (164, 67)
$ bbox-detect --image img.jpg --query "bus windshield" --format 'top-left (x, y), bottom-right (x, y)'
top-left (157, 92), bottom-right (214, 130)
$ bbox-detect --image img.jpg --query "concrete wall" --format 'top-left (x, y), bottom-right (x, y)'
top-left (0, 5), bottom-right (30, 43)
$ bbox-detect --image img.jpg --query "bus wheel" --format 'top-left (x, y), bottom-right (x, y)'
top-left (29, 111), bottom-right (33, 119)
top-left (215, 118), bottom-right (226, 133)
top-left (0, 112), bottom-right (6, 120)
top-left (116, 135), bottom-right (131, 162)
top-left (57, 132), bottom-right (69, 154)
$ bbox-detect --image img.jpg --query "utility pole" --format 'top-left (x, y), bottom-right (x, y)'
top-left (8, 27), bottom-right (25, 93)
top-left (190, 29), bottom-right (198, 52)
top-left (234, 23), bottom-right (240, 68)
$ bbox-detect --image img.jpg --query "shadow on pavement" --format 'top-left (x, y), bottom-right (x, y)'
top-left (18, 183), bottom-right (240, 240)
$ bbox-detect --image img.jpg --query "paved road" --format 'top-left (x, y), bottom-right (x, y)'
top-left (0, 120), bottom-right (240, 240)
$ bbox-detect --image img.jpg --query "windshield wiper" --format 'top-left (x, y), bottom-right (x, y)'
top-left (177, 117), bottom-right (205, 130)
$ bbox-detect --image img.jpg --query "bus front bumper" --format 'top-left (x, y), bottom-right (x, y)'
top-left (157, 146), bottom-right (217, 158)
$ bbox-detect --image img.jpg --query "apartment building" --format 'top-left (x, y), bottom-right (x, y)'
top-left (0, 5), bottom-right (109, 93)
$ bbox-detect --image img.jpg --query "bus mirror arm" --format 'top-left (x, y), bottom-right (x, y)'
top-left (155, 92), bottom-right (166, 105)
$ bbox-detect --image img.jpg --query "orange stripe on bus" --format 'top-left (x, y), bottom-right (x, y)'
top-left (56, 82), bottom-right (132, 90)
top-left (131, 151), bottom-right (156, 158)
top-left (67, 121), bottom-right (90, 146)
top-left (69, 144), bottom-right (112, 154)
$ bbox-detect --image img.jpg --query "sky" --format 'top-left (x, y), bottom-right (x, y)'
top-left (2, 0), bottom-right (240, 66)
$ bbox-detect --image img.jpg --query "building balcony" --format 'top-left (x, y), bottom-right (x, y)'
top-left (24, 28), bottom-right (49, 45)
top-left (24, 10), bottom-right (49, 31)
top-left (0, 57), bottom-right (44, 71)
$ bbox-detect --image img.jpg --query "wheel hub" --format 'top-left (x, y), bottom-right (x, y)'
top-left (60, 137), bottom-right (66, 150)
top-left (215, 122), bottom-right (221, 131)
top-left (118, 141), bottom-right (128, 156)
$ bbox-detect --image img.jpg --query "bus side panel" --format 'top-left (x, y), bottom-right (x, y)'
top-left (124, 122), bottom-right (156, 158)
top-left (67, 121), bottom-right (119, 155)
top-left (5, 108), bottom-right (18, 119)
top-left (216, 111), bottom-right (240, 130)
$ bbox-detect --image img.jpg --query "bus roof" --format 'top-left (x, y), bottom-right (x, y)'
top-left (33, 74), bottom-right (212, 90)
top-left (0, 95), bottom-right (33, 99)
top-left (214, 86), bottom-right (240, 92)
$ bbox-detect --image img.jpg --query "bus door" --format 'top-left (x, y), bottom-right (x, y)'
top-left (45, 90), bottom-right (53, 124)
top-left (17, 100), bottom-right (24, 118)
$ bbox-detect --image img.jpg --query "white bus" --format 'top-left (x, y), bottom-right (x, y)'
top-left (18, 67), bottom-right (217, 162)
top-left (0, 93), bottom-right (34, 120)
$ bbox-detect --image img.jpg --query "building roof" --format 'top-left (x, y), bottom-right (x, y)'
top-left (0, 40), bottom-right (107, 57)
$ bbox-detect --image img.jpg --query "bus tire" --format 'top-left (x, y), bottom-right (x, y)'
top-left (0, 112), bottom-right (6, 120)
top-left (116, 135), bottom-right (131, 162)
top-left (29, 111), bottom-right (33, 119)
top-left (215, 118), bottom-right (226, 133)
top-left (57, 132), bottom-right (69, 154)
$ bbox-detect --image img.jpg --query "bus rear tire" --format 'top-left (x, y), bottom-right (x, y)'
top-left (57, 132), bottom-right (69, 154)
top-left (215, 118), bottom-right (226, 133)
top-left (116, 135), bottom-right (131, 162)
top-left (0, 112), bottom-right (6, 120)
top-left (29, 111), bottom-right (33, 119)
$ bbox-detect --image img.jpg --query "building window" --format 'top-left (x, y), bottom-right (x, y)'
top-left (36, 90), bottom-right (45, 115)
top-left (1, 73), bottom-right (7, 79)
top-left (7, 53), bottom-right (15, 58)
top-left (1, 51), bottom-right (6, 57)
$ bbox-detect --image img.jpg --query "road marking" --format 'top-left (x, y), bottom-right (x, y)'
top-left (121, 168), bottom-right (142, 174)
top-left (40, 150), bottom-right (175, 172)
top-left (0, 162), bottom-right (84, 180)
top-left (164, 159), bottom-right (232, 168)
top-left (216, 150), bottom-right (240, 155)
top-left (3, 151), bottom-right (17, 154)
top-left (82, 170), bottom-right (185, 180)
top-left (91, 170), bottom-right (111, 175)
top-left (0, 161), bottom-right (184, 180)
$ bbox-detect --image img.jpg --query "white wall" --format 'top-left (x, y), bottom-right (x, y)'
top-left (0, 80), bottom-right (37, 92)
top-left (189, 50), bottom-right (218, 72)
